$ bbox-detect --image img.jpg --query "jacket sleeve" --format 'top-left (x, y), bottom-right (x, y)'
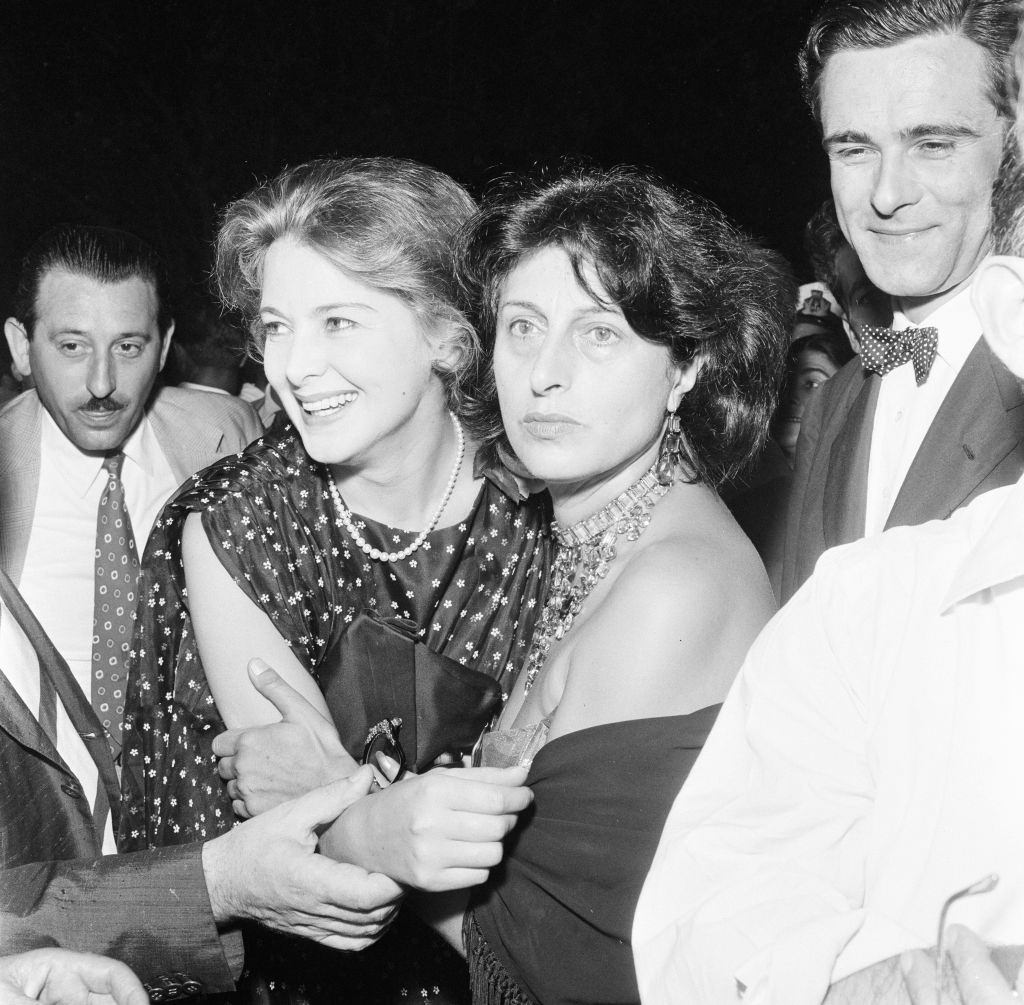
top-left (0, 843), bottom-right (238, 997)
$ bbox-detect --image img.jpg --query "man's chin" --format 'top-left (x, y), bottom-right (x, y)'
top-left (62, 414), bottom-right (135, 454)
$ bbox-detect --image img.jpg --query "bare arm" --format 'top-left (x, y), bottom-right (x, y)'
top-left (181, 511), bottom-right (331, 727)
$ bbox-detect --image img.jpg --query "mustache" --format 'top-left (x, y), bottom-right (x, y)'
top-left (80, 397), bottom-right (127, 413)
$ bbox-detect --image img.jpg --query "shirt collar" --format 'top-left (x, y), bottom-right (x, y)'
top-left (179, 381), bottom-right (231, 396)
top-left (891, 281), bottom-right (982, 372)
top-left (40, 408), bottom-right (156, 498)
top-left (940, 473), bottom-right (1024, 611)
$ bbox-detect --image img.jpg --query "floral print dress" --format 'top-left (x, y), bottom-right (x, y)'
top-left (119, 420), bottom-right (550, 1004)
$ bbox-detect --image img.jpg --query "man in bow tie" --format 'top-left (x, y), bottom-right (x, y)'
top-left (777, 0), bottom-right (1024, 603)
top-left (633, 5), bottom-right (1024, 1000)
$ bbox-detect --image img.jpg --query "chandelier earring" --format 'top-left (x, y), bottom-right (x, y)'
top-left (655, 412), bottom-right (683, 486)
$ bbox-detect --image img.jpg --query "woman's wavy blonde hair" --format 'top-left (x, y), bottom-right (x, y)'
top-left (215, 157), bottom-right (480, 414)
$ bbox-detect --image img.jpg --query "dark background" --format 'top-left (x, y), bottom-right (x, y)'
top-left (0, 0), bottom-right (827, 310)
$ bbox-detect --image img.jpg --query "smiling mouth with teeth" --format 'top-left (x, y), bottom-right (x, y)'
top-left (302, 392), bottom-right (358, 415)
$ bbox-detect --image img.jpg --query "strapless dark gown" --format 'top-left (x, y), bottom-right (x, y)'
top-left (465, 708), bottom-right (721, 1005)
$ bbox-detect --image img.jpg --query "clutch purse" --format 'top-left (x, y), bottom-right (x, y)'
top-left (318, 610), bottom-right (502, 772)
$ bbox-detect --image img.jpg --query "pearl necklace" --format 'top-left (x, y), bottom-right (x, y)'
top-left (521, 463), bottom-right (669, 694)
top-left (328, 411), bottom-right (465, 563)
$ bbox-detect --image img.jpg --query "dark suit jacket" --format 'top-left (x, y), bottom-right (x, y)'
top-left (778, 337), bottom-right (1024, 602)
top-left (0, 569), bottom-right (235, 996)
top-left (0, 385), bottom-right (261, 584)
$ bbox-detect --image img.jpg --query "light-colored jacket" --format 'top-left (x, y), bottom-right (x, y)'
top-left (0, 385), bottom-right (261, 584)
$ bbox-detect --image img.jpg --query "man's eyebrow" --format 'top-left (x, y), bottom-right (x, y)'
top-left (823, 123), bottom-right (982, 149)
top-left (822, 130), bottom-right (872, 149)
top-left (899, 123), bottom-right (981, 141)
top-left (48, 328), bottom-right (156, 345)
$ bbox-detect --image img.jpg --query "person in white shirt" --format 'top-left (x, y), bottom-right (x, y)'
top-left (632, 15), bottom-right (1024, 1000)
top-left (777, 0), bottom-right (1024, 604)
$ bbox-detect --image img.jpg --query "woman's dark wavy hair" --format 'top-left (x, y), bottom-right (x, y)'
top-left (458, 164), bottom-right (794, 488)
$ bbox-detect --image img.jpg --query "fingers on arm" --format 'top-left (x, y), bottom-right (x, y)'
top-left (948, 926), bottom-right (1019, 1004)
top-left (282, 770), bottom-right (376, 833)
top-left (212, 729), bottom-right (242, 759)
top-left (247, 659), bottom-right (333, 727)
top-left (900, 929), bottom-right (1018, 1005)
top-left (422, 769), bottom-right (532, 815)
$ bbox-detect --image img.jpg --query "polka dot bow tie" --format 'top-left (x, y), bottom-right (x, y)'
top-left (859, 325), bottom-right (939, 386)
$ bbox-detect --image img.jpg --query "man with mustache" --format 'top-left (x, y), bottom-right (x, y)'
top-left (0, 227), bottom-right (404, 998)
top-left (0, 225), bottom-right (260, 820)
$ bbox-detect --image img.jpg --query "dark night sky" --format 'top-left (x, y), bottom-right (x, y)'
top-left (0, 0), bottom-right (827, 308)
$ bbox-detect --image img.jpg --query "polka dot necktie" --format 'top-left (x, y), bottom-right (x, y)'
top-left (91, 452), bottom-right (139, 758)
top-left (859, 325), bottom-right (939, 386)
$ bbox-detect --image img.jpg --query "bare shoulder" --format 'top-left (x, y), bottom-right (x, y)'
top-left (557, 486), bottom-right (776, 727)
top-left (608, 489), bottom-right (774, 635)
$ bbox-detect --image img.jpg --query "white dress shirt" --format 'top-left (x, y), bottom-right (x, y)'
top-left (634, 473), bottom-right (1024, 1004)
top-left (863, 284), bottom-right (982, 535)
top-left (15, 410), bottom-right (178, 691)
top-left (0, 412), bottom-right (178, 852)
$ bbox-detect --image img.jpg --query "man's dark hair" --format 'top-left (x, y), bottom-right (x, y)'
top-left (12, 225), bottom-right (172, 336)
top-left (799, 0), bottom-right (1020, 121)
top-left (804, 200), bottom-right (849, 295)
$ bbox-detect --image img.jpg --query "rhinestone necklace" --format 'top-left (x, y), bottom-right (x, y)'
top-left (521, 463), bottom-right (670, 693)
top-left (328, 410), bottom-right (465, 563)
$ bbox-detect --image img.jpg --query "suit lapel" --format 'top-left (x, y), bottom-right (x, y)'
top-left (0, 664), bottom-right (68, 773)
top-left (0, 393), bottom-right (43, 585)
top-left (823, 370), bottom-right (880, 548)
top-left (887, 339), bottom-right (1024, 529)
top-left (0, 569), bottom-right (120, 831)
top-left (148, 388), bottom-right (224, 484)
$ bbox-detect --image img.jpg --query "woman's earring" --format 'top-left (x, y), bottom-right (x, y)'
top-left (656, 413), bottom-right (683, 486)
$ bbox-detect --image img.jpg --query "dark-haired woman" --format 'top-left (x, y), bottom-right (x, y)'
top-left (451, 166), bottom-right (793, 1004)
top-left (119, 158), bottom-right (550, 1003)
